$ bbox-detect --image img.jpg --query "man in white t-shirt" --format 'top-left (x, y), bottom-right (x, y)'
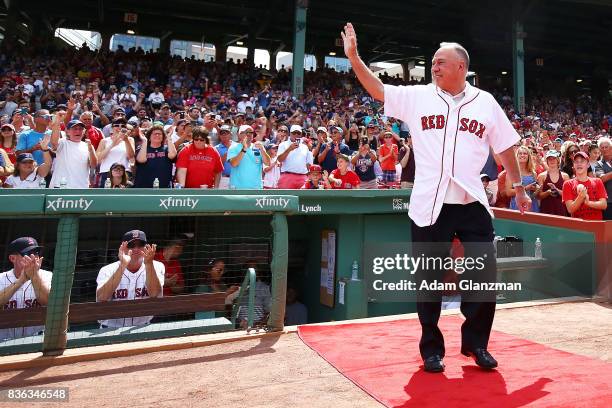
top-left (147, 86), bottom-right (165, 108)
top-left (276, 125), bottom-right (313, 189)
top-left (96, 230), bottom-right (165, 328)
top-left (342, 23), bottom-right (530, 373)
top-left (50, 118), bottom-right (98, 188)
top-left (0, 237), bottom-right (52, 340)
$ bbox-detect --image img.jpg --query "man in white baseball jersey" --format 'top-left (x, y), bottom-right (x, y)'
top-left (96, 230), bottom-right (164, 328)
top-left (342, 23), bottom-right (531, 373)
top-left (0, 237), bottom-right (52, 340)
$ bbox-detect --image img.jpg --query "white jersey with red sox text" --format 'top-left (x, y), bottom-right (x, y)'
top-left (384, 82), bottom-right (520, 227)
top-left (96, 260), bottom-right (165, 328)
top-left (0, 269), bottom-right (53, 340)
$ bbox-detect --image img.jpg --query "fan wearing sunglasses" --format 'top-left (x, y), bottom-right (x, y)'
top-left (15, 109), bottom-right (53, 165)
top-left (0, 236), bottom-right (52, 340)
top-left (95, 230), bottom-right (165, 328)
top-left (227, 125), bottom-right (270, 189)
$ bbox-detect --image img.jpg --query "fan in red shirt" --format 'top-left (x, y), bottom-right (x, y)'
top-left (154, 236), bottom-right (187, 296)
top-left (562, 151), bottom-right (608, 220)
top-left (329, 154), bottom-right (361, 189)
top-left (175, 127), bottom-right (224, 188)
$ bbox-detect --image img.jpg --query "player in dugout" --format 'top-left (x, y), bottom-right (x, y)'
top-left (96, 230), bottom-right (165, 328)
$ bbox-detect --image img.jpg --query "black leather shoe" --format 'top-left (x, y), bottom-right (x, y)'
top-left (461, 348), bottom-right (498, 369)
top-left (423, 355), bottom-right (445, 373)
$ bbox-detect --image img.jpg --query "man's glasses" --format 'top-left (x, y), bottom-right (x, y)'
top-left (127, 241), bottom-right (145, 249)
top-left (291, 131), bottom-right (302, 135)
top-left (244, 131), bottom-right (254, 134)
top-left (112, 124), bottom-right (127, 128)
top-left (193, 137), bottom-right (206, 141)
top-left (39, 114), bottom-right (52, 121)
top-left (384, 135), bottom-right (393, 139)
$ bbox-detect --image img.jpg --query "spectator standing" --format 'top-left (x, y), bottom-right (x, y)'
top-left (176, 127), bottom-right (224, 188)
top-left (15, 109), bottom-right (51, 165)
top-left (134, 125), bottom-right (177, 188)
top-left (214, 125), bottom-right (235, 189)
top-left (276, 125), bottom-right (313, 189)
top-left (593, 137), bottom-right (612, 220)
top-left (561, 142), bottom-right (580, 178)
top-left (0, 237), bottom-right (52, 340)
top-left (562, 151), bottom-right (608, 220)
top-left (398, 137), bottom-right (415, 189)
top-left (329, 154), bottom-right (361, 189)
top-left (227, 125), bottom-right (270, 189)
top-left (378, 130), bottom-right (399, 184)
top-left (536, 150), bottom-right (569, 216)
top-left (49, 118), bottom-right (98, 188)
top-left (317, 126), bottom-right (351, 173)
top-left (80, 111), bottom-right (104, 150)
top-left (96, 119), bottom-right (135, 187)
top-left (1, 123), bottom-right (18, 165)
top-left (506, 146), bottom-right (540, 212)
top-left (351, 136), bottom-right (378, 189)
top-left (96, 230), bottom-right (164, 328)
top-left (263, 144), bottom-right (281, 189)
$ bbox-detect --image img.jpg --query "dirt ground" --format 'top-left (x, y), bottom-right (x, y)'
top-left (0, 301), bottom-right (610, 408)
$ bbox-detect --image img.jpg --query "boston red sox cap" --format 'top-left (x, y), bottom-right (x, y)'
top-left (8, 237), bottom-right (42, 256)
top-left (121, 230), bottom-right (147, 244)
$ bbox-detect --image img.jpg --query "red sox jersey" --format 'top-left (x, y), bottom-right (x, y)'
top-left (96, 260), bottom-right (165, 328)
top-left (384, 82), bottom-right (520, 227)
top-left (0, 268), bottom-right (53, 340)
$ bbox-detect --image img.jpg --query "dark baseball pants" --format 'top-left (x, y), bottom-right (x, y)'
top-left (411, 201), bottom-right (497, 360)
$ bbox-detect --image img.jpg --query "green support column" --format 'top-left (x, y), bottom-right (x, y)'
top-left (513, 20), bottom-right (526, 114)
top-left (268, 213), bottom-right (289, 330)
top-left (291, 0), bottom-right (308, 97)
top-left (42, 216), bottom-right (79, 356)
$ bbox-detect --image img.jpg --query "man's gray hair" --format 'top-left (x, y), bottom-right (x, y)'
top-left (439, 42), bottom-right (470, 69)
top-left (597, 136), bottom-right (612, 148)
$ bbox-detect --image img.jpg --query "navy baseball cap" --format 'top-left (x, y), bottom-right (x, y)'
top-left (121, 230), bottom-right (147, 244)
top-left (66, 119), bottom-right (85, 129)
top-left (16, 152), bottom-right (35, 163)
top-left (8, 237), bottom-right (42, 256)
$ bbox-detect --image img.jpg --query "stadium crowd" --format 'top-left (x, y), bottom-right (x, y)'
top-left (0, 43), bottom-right (610, 219)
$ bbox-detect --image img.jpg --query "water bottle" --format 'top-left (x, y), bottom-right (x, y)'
top-left (38, 178), bottom-right (46, 189)
top-left (152, 178), bottom-right (160, 189)
top-left (104, 178), bottom-right (112, 189)
top-left (174, 182), bottom-right (183, 189)
top-left (59, 177), bottom-right (67, 188)
top-left (351, 260), bottom-right (359, 281)
top-left (534, 237), bottom-right (542, 259)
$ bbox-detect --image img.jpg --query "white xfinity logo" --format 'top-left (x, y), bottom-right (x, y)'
top-left (159, 197), bottom-right (199, 209)
top-left (47, 197), bottom-right (93, 211)
top-left (255, 197), bottom-right (290, 209)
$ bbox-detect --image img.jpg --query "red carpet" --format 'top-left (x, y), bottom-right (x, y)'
top-left (298, 316), bottom-right (612, 408)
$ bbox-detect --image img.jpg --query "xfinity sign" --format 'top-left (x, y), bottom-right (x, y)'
top-left (46, 197), bottom-right (93, 211)
top-left (159, 196), bottom-right (199, 210)
top-left (255, 197), bottom-right (290, 209)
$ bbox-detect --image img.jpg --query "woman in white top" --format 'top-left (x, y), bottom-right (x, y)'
top-left (96, 119), bottom-right (135, 187)
top-left (263, 144), bottom-right (281, 189)
top-left (4, 135), bottom-right (52, 189)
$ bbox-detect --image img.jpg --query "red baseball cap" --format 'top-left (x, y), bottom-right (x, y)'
top-left (573, 151), bottom-right (589, 161)
top-left (308, 164), bottom-right (322, 173)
